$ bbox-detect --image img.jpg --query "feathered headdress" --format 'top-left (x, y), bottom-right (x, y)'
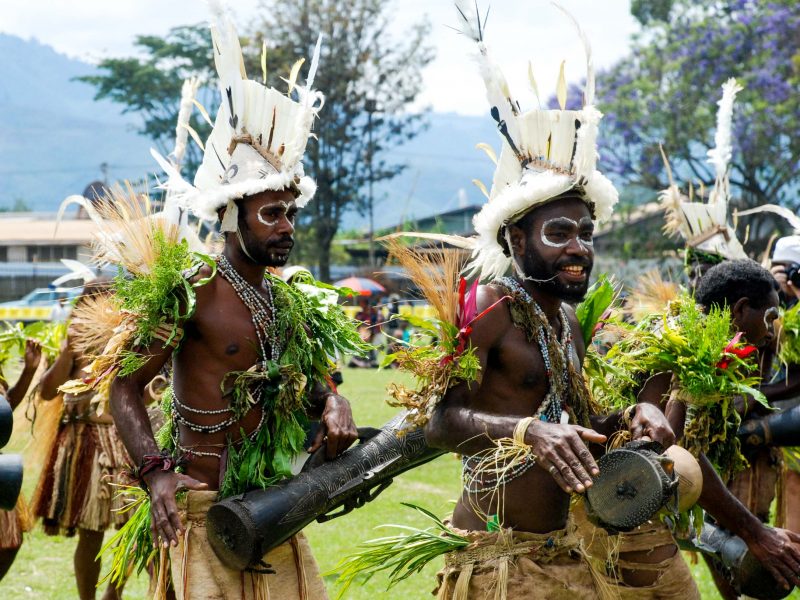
top-left (455, 1), bottom-right (619, 281)
top-left (660, 78), bottom-right (746, 262)
top-left (153, 0), bottom-right (324, 232)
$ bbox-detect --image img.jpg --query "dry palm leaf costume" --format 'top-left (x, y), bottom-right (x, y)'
top-left (333, 3), bottom-right (621, 598)
top-left (30, 275), bottom-right (133, 539)
top-left (60, 6), bottom-right (367, 598)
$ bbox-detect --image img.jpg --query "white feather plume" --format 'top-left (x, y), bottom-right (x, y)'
top-left (454, 1), bottom-right (520, 150)
top-left (172, 77), bottom-right (200, 169)
top-left (305, 34), bottom-right (323, 94)
top-left (707, 78), bottom-right (743, 184)
top-left (737, 204), bottom-right (800, 234)
top-left (51, 259), bottom-right (97, 287)
top-left (551, 1), bottom-right (594, 106)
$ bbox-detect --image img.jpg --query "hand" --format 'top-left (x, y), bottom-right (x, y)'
top-left (629, 403), bottom-right (675, 447)
top-left (745, 524), bottom-right (800, 590)
top-left (144, 469), bottom-right (208, 547)
top-left (23, 339), bottom-right (42, 370)
top-left (308, 394), bottom-right (358, 459)
top-left (525, 421), bottom-right (606, 494)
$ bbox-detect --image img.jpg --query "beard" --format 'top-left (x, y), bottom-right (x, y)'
top-left (238, 227), bottom-right (294, 267)
top-left (520, 250), bottom-right (593, 303)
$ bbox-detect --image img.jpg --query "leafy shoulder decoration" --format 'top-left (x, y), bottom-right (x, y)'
top-left (380, 238), bottom-right (505, 430)
top-left (58, 185), bottom-right (213, 413)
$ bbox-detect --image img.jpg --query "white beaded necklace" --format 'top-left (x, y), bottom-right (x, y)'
top-left (216, 253), bottom-right (282, 364)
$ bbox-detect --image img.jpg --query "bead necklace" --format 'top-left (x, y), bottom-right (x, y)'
top-left (495, 276), bottom-right (574, 424)
top-left (216, 253), bottom-right (282, 364)
top-left (174, 407), bottom-right (267, 459)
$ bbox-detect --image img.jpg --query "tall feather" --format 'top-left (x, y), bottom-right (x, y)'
top-left (172, 77), bottom-right (200, 169)
top-left (552, 1), bottom-right (594, 105)
top-left (453, 1), bottom-right (520, 151)
top-left (305, 34), bottom-right (323, 93)
top-left (707, 78), bottom-right (743, 186)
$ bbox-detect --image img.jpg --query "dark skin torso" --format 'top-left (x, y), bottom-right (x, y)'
top-left (110, 190), bottom-right (358, 547)
top-left (170, 266), bottom-right (281, 485)
top-left (429, 283), bottom-right (610, 534)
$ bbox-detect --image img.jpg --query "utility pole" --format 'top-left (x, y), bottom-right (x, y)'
top-left (100, 162), bottom-right (109, 186)
top-left (365, 98), bottom-right (377, 269)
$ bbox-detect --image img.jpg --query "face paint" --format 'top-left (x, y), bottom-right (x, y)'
top-left (764, 306), bottom-right (779, 333)
top-left (257, 201), bottom-right (291, 227)
top-left (540, 217), bottom-right (594, 251)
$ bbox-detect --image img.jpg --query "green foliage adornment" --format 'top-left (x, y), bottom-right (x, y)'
top-left (590, 294), bottom-right (764, 479)
top-left (0, 320), bottom-right (66, 366)
top-left (777, 303), bottom-right (800, 366)
top-left (98, 487), bottom-right (154, 588)
top-left (113, 231), bottom-right (215, 376)
top-left (575, 275), bottom-right (616, 345)
top-left (329, 503), bottom-right (469, 599)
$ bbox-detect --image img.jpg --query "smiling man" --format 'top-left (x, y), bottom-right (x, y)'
top-left (424, 7), bottom-right (675, 598)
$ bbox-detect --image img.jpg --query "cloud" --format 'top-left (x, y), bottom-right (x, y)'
top-left (4, 0), bottom-right (637, 115)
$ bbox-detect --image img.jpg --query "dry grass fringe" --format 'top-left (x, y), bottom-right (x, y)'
top-left (70, 293), bottom-right (123, 359)
top-left (625, 270), bottom-right (680, 321)
top-left (383, 238), bottom-right (467, 326)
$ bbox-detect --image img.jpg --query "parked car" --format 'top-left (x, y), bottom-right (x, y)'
top-left (0, 287), bottom-right (81, 322)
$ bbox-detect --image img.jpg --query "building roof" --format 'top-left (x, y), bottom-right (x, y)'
top-left (0, 213), bottom-right (95, 245)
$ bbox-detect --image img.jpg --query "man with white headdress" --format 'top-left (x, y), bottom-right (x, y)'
top-left (422, 4), bottom-right (676, 598)
top-left (87, 4), bottom-right (368, 598)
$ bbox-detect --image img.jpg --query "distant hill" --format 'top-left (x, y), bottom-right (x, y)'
top-left (0, 34), bottom-right (154, 210)
top-left (0, 33), bottom-right (498, 229)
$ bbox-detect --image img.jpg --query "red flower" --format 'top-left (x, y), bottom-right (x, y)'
top-left (717, 332), bottom-right (758, 369)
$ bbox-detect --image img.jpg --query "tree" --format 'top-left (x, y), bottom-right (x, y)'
top-left (79, 1), bottom-right (434, 281)
top-left (596, 0), bottom-right (800, 219)
top-left (251, 0), bottom-right (433, 280)
top-left (78, 25), bottom-right (217, 178)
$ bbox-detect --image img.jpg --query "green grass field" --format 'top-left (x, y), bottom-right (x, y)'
top-left (2, 367), bottom-right (798, 598)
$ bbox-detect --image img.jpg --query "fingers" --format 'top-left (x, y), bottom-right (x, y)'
top-left (540, 459), bottom-right (574, 494)
top-left (764, 561), bottom-right (790, 591)
top-left (176, 474), bottom-right (209, 492)
top-left (150, 496), bottom-right (181, 548)
top-left (549, 455), bottom-right (589, 494)
top-left (307, 424), bottom-right (326, 454)
top-left (567, 434), bottom-right (600, 478)
top-left (574, 425), bottom-right (607, 445)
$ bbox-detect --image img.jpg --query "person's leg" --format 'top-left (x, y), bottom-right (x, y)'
top-left (75, 528), bottom-right (105, 600)
top-left (0, 548), bottom-right (20, 581)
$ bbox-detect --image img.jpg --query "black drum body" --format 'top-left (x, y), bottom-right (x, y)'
top-left (584, 440), bottom-right (678, 532)
top-left (680, 521), bottom-right (794, 600)
top-left (0, 395), bottom-right (23, 510)
top-left (738, 404), bottom-right (800, 447)
top-left (207, 413), bottom-right (444, 570)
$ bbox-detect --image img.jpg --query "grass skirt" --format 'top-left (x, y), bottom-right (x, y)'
top-left (31, 418), bottom-right (132, 535)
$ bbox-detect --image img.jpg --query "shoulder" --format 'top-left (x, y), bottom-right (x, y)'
top-left (468, 283), bottom-right (512, 348)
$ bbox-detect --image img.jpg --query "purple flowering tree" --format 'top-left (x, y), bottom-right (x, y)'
top-left (595, 0), bottom-right (800, 212)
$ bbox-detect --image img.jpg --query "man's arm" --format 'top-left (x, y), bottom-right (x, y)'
top-left (698, 454), bottom-right (800, 590)
top-left (7, 340), bottom-right (42, 409)
top-left (110, 340), bottom-right (206, 548)
top-left (424, 286), bottom-right (605, 495)
top-left (39, 336), bottom-right (74, 399)
top-left (760, 363), bottom-right (800, 403)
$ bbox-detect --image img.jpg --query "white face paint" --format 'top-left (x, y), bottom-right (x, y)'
top-left (540, 217), bottom-right (594, 251)
top-left (257, 200), bottom-right (294, 227)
